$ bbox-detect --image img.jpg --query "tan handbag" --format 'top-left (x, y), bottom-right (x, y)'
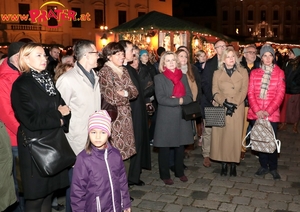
top-left (242, 118), bottom-right (281, 153)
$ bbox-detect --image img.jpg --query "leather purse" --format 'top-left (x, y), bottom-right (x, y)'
top-left (101, 73), bottom-right (118, 122)
top-left (181, 101), bottom-right (202, 121)
top-left (204, 106), bottom-right (226, 127)
top-left (22, 128), bottom-right (76, 177)
top-left (246, 118), bottom-right (281, 153)
top-left (101, 96), bottom-right (118, 121)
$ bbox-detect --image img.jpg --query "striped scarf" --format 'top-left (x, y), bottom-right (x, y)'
top-left (259, 64), bottom-right (273, 99)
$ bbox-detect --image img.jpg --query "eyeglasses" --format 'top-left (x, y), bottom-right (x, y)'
top-left (244, 51), bottom-right (256, 55)
top-left (215, 45), bottom-right (226, 49)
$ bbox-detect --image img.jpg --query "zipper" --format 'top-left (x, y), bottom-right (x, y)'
top-left (104, 149), bottom-right (116, 212)
top-left (96, 196), bottom-right (101, 212)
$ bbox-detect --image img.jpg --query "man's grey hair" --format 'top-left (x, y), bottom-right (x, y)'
top-left (73, 40), bottom-right (94, 61)
top-left (243, 44), bottom-right (257, 54)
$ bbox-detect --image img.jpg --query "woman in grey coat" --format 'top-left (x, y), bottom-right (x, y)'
top-left (153, 51), bottom-right (194, 185)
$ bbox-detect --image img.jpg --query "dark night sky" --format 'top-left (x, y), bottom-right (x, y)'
top-left (173, 0), bottom-right (217, 17)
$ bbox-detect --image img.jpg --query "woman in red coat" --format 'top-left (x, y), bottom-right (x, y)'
top-left (247, 44), bottom-right (285, 180)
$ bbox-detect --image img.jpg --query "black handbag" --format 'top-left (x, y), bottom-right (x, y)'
top-left (181, 101), bottom-right (202, 121)
top-left (22, 128), bottom-right (76, 177)
top-left (204, 106), bottom-right (226, 127)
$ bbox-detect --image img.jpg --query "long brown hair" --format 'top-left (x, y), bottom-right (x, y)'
top-left (175, 49), bottom-right (195, 82)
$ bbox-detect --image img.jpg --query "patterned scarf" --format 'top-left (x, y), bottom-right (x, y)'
top-left (31, 70), bottom-right (57, 96)
top-left (260, 64), bottom-right (273, 99)
top-left (163, 67), bottom-right (186, 97)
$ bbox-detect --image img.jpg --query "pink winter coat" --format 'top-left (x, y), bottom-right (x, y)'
top-left (247, 65), bottom-right (285, 122)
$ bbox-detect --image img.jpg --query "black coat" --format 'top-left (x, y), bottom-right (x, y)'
top-left (285, 58), bottom-right (300, 94)
top-left (125, 65), bottom-right (151, 183)
top-left (201, 55), bottom-right (218, 118)
top-left (11, 72), bottom-right (69, 199)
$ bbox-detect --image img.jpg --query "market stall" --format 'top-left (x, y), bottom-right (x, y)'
top-left (109, 11), bottom-right (232, 60)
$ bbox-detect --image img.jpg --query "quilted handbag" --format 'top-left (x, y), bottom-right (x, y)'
top-left (181, 101), bottom-right (202, 121)
top-left (204, 106), bottom-right (226, 127)
top-left (243, 118), bottom-right (281, 153)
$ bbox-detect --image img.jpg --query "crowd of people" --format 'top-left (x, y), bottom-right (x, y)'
top-left (0, 38), bottom-right (296, 212)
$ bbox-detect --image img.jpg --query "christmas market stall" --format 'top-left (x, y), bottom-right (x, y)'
top-left (109, 11), bottom-right (233, 60)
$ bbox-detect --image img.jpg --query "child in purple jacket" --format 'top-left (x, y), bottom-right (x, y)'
top-left (70, 110), bottom-right (131, 212)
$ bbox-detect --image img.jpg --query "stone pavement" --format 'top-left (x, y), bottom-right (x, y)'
top-left (54, 125), bottom-right (300, 212)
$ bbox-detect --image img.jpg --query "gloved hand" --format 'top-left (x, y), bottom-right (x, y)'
top-left (223, 99), bottom-right (237, 116)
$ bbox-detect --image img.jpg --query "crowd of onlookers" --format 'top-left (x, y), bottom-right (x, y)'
top-left (1, 39), bottom-right (300, 212)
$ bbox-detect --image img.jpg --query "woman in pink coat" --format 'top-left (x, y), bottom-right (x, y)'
top-left (247, 44), bottom-right (285, 180)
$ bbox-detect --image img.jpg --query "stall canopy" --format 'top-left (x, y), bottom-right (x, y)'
top-left (110, 11), bottom-right (232, 42)
top-left (109, 11), bottom-right (234, 58)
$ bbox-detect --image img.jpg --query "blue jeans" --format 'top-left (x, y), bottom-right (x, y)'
top-left (11, 146), bottom-right (25, 212)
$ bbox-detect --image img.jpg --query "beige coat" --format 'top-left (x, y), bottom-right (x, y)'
top-left (210, 65), bottom-right (248, 163)
top-left (56, 63), bottom-right (101, 155)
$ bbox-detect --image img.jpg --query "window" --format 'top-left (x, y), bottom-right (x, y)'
top-left (261, 28), bottom-right (266, 37)
top-left (273, 28), bottom-right (278, 37)
top-left (297, 27), bottom-right (300, 37)
top-left (138, 12), bottom-right (146, 17)
top-left (286, 10), bottom-right (291, 21)
top-left (285, 27), bottom-right (291, 39)
top-left (298, 10), bottom-right (300, 20)
top-left (235, 10), bottom-right (240, 21)
top-left (273, 10), bottom-right (278, 20)
top-left (47, 6), bottom-right (58, 27)
top-left (94, 9), bottom-right (104, 28)
top-left (72, 8), bottom-right (81, 28)
top-left (261, 10), bottom-right (266, 21)
top-left (18, 3), bottom-right (30, 24)
top-left (222, 10), bottom-right (228, 21)
top-left (118, 11), bottom-right (126, 25)
top-left (248, 10), bottom-right (253, 21)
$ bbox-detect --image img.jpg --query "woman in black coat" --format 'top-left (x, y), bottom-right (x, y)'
top-left (11, 43), bottom-right (71, 212)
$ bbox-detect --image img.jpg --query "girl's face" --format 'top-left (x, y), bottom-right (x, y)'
top-left (130, 56), bottom-right (139, 70)
top-left (109, 51), bottom-right (125, 67)
top-left (261, 52), bottom-right (274, 66)
top-left (24, 46), bottom-right (47, 72)
top-left (224, 51), bottom-right (236, 68)
top-left (177, 51), bottom-right (188, 66)
top-left (89, 129), bottom-right (109, 149)
top-left (164, 54), bottom-right (177, 71)
top-left (288, 51), bottom-right (295, 59)
top-left (140, 53), bottom-right (149, 64)
top-left (197, 53), bottom-right (207, 63)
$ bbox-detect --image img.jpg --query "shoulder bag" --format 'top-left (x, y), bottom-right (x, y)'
top-left (242, 118), bottom-right (281, 153)
top-left (181, 101), bottom-right (202, 121)
top-left (101, 73), bottom-right (118, 122)
top-left (22, 128), bottom-right (76, 177)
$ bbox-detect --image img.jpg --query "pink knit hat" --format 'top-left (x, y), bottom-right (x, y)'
top-left (88, 110), bottom-right (111, 136)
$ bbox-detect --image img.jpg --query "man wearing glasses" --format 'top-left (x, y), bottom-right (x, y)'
top-left (240, 44), bottom-right (261, 160)
top-left (201, 39), bottom-right (227, 168)
top-left (56, 39), bottom-right (101, 212)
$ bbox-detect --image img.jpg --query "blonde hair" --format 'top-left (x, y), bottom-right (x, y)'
top-left (158, 51), bottom-right (180, 73)
top-left (218, 47), bottom-right (240, 70)
top-left (19, 43), bottom-right (44, 73)
top-left (175, 49), bottom-right (195, 82)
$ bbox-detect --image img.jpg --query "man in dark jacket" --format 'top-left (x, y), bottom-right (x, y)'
top-left (201, 40), bottom-right (226, 168)
top-left (240, 44), bottom-right (260, 159)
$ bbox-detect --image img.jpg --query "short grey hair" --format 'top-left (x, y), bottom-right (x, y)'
top-left (73, 40), bottom-right (94, 61)
top-left (243, 44), bottom-right (256, 54)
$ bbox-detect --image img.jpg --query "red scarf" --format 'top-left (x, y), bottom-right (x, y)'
top-left (163, 67), bottom-right (186, 97)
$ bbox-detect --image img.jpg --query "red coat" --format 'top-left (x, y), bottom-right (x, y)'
top-left (247, 65), bottom-right (285, 122)
top-left (0, 58), bottom-right (20, 146)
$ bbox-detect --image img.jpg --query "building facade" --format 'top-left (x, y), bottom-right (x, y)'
top-left (216, 0), bottom-right (300, 42)
top-left (0, 0), bottom-right (172, 49)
